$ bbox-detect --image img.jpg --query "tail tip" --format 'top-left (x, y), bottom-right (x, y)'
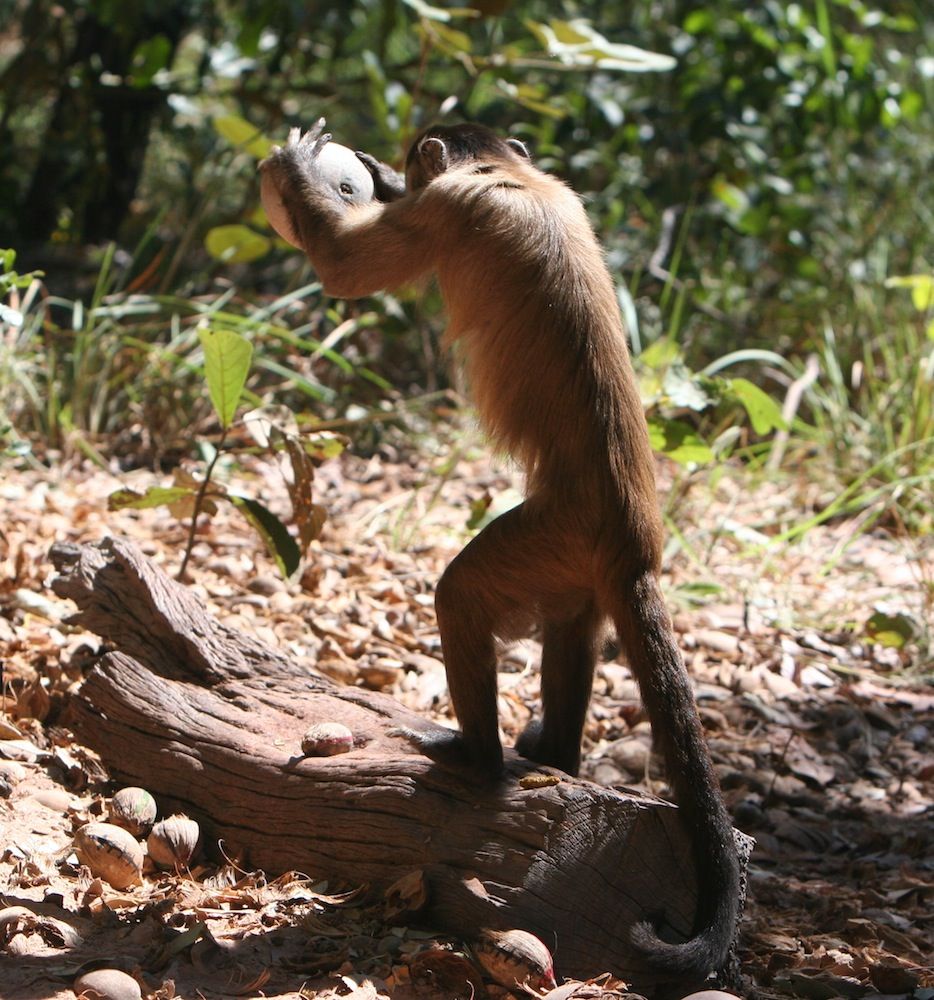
top-left (630, 919), bottom-right (731, 980)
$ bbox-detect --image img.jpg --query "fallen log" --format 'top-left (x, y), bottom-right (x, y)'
top-left (50, 537), bottom-right (749, 991)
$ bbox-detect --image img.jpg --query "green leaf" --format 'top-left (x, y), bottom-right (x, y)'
top-left (229, 494), bottom-right (302, 577)
top-left (525, 18), bottom-right (676, 72)
top-left (712, 177), bottom-right (750, 217)
top-left (728, 378), bottom-right (786, 434)
top-left (549, 19), bottom-right (592, 45)
top-left (130, 34), bottom-right (172, 87)
top-left (683, 11), bottom-right (714, 33)
top-left (885, 274), bottom-right (934, 312)
top-left (865, 610), bottom-right (915, 649)
top-left (213, 115), bottom-right (273, 159)
top-left (466, 492), bottom-right (493, 531)
top-left (638, 337), bottom-right (682, 370)
top-left (432, 22), bottom-right (473, 52)
top-left (108, 486), bottom-right (196, 511)
top-left (302, 433), bottom-right (346, 460)
top-left (204, 225), bottom-right (271, 264)
top-left (496, 80), bottom-right (567, 119)
top-left (647, 418), bottom-right (714, 465)
top-left (199, 328), bottom-right (253, 429)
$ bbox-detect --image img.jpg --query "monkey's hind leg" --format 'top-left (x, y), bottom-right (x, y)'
top-left (402, 502), bottom-right (573, 778)
top-left (515, 603), bottom-right (600, 776)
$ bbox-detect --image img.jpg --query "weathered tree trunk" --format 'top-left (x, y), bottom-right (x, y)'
top-left (50, 537), bottom-right (748, 991)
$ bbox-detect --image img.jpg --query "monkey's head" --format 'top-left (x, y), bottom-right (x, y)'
top-left (405, 123), bottom-right (530, 190)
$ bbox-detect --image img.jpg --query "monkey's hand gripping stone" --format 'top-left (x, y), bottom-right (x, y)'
top-left (260, 118), bottom-right (375, 248)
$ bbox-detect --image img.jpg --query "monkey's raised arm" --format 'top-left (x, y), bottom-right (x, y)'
top-left (260, 123), bottom-right (436, 298)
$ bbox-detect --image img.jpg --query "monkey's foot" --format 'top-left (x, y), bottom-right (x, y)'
top-left (515, 721), bottom-right (580, 776)
top-left (390, 725), bottom-right (503, 780)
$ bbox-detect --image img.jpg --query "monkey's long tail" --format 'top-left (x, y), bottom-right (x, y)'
top-left (610, 570), bottom-right (740, 978)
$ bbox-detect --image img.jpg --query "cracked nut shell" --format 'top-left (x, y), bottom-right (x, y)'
top-left (147, 814), bottom-right (201, 870)
top-left (473, 928), bottom-right (556, 991)
top-left (108, 787), bottom-right (157, 837)
top-left (73, 822), bottom-right (144, 890)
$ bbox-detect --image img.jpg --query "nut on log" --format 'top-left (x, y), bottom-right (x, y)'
top-left (108, 786), bottom-right (157, 837)
top-left (302, 721), bottom-right (353, 756)
top-left (73, 968), bottom-right (143, 1000)
top-left (473, 928), bottom-right (556, 992)
top-left (147, 814), bottom-right (201, 870)
top-left (72, 822), bottom-right (144, 890)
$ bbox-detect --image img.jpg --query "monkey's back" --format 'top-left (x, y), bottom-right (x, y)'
top-left (430, 162), bottom-right (661, 560)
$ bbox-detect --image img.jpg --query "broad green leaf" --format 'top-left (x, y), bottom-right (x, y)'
top-left (712, 177), bottom-right (750, 216)
top-left (248, 203), bottom-right (269, 230)
top-left (213, 115), bottom-right (273, 158)
top-left (432, 23), bottom-right (472, 52)
top-left (683, 11), bottom-right (714, 33)
top-left (911, 278), bottom-right (932, 312)
top-left (647, 418), bottom-right (714, 465)
top-left (865, 610), bottom-right (915, 649)
top-left (199, 327), bottom-right (253, 428)
top-left (497, 80), bottom-right (567, 119)
top-left (885, 274), bottom-right (934, 312)
top-left (304, 433), bottom-right (346, 460)
top-left (550, 19), bottom-right (592, 45)
top-left (229, 494), bottom-right (302, 577)
top-left (729, 378), bottom-right (786, 434)
top-left (108, 486), bottom-right (196, 510)
top-left (638, 337), bottom-right (681, 370)
top-left (525, 19), bottom-right (676, 72)
top-left (204, 225), bottom-right (271, 264)
top-left (130, 35), bottom-right (172, 87)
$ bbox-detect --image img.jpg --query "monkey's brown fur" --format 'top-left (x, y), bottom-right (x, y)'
top-left (261, 121), bottom-right (740, 978)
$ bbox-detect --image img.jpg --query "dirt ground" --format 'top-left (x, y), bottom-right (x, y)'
top-left (1, 443), bottom-right (931, 1000)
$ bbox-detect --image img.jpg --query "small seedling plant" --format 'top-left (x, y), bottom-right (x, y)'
top-left (108, 327), bottom-right (338, 579)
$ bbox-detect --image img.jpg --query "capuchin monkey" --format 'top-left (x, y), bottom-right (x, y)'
top-left (260, 120), bottom-right (740, 978)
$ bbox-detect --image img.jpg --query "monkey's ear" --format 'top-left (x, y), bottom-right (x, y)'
top-left (417, 136), bottom-right (450, 179)
top-left (506, 138), bottom-right (531, 160)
